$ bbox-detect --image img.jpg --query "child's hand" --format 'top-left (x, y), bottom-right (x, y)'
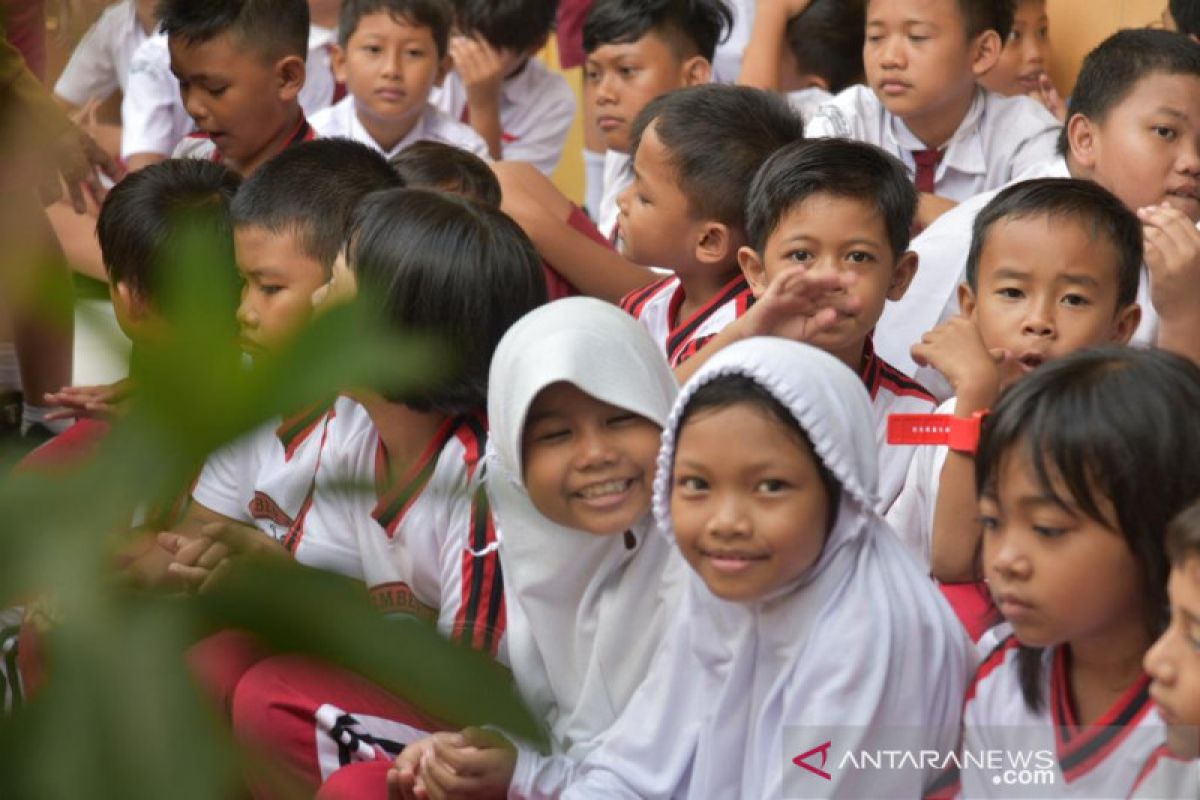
top-left (43, 377), bottom-right (134, 421)
top-left (388, 736), bottom-right (437, 800)
top-left (1030, 73), bottom-right (1066, 122)
top-left (911, 317), bottom-right (1007, 406)
top-left (391, 728), bottom-right (516, 800)
top-left (449, 35), bottom-right (506, 105)
top-left (160, 521), bottom-right (287, 593)
top-left (744, 265), bottom-right (860, 342)
top-left (1139, 204), bottom-right (1200, 323)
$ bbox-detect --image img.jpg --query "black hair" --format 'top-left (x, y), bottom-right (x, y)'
top-left (955, 0), bottom-right (1015, 40)
top-left (157, 0), bottom-right (309, 61)
top-left (1169, 0), bottom-right (1200, 37)
top-left (389, 141), bottom-right (501, 207)
top-left (450, 0), bottom-right (558, 55)
top-left (746, 138), bottom-right (916, 259)
top-left (1167, 500), bottom-right (1200, 566)
top-left (786, 0), bottom-right (865, 93)
top-left (675, 374), bottom-right (843, 523)
top-left (1056, 28), bottom-right (1200, 155)
top-left (582, 0), bottom-right (733, 61)
top-left (230, 138), bottom-right (402, 273)
top-left (629, 84), bottom-right (804, 232)
top-left (347, 188), bottom-right (548, 414)
top-left (964, 178), bottom-right (1143, 310)
top-left (975, 346), bottom-right (1200, 712)
top-left (338, 0), bottom-right (451, 56)
top-left (97, 159), bottom-right (241, 312)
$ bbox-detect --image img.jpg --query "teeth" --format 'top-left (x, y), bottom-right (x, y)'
top-left (578, 479), bottom-right (631, 499)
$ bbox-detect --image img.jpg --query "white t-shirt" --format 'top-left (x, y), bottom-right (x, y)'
top-left (618, 273), bottom-right (754, 368)
top-left (431, 58), bottom-right (575, 175)
top-left (309, 96), bottom-right (488, 160)
top-left (597, 150), bottom-right (631, 240)
top-left (806, 85), bottom-right (1061, 203)
top-left (121, 26), bottom-right (340, 159)
top-left (1128, 746), bottom-right (1199, 799)
top-left (191, 396), bottom-right (373, 578)
top-left (53, 0), bottom-right (151, 106)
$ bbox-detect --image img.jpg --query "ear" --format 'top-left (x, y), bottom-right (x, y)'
top-left (110, 280), bottom-right (155, 339)
top-left (276, 54), bottom-right (307, 102)
top-left (1110, 302), bottom-right (1142, 345)
top-left (957, 281), bottom-right (977, 319)
top-left (969, 30), bottom-right (1003, 77)
top-left (737, 246), bottom-right (769, 298)
top-left (886, 251), bottom-right (919, 301)
top-left (694, 221), bottom-right (734, 268)
top-left (1065, 112), bottom-right (1099, 172)
top-left (331, 43), bottom-right (348, 84)
top-left (681, 55), bottom-right (712, 87)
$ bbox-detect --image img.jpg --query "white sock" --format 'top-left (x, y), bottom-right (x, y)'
top-left (21, 402), bottom-right (70, 435)
top-left (583, 149), bottom-right (606, 222)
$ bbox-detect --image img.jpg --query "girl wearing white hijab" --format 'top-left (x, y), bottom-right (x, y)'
top-left (563, 337), bottom-right (975, 799)
top-left (390, 297), bottom-right (685, 799)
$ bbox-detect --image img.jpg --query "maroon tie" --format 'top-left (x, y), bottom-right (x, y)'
top-left (913, 149), bottom-right (943, 194)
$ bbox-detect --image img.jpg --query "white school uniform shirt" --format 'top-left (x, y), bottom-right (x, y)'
top-left (806, 85), bottom-right (1061, 203)
top-left (1128, 745), bottom-right (1199, 798)
top-left (618, 273), bottom-right (755, 368)
top-left (53, 0), bottom-right (150, 106)
top-left (191, 396), bottom-right (373, 579)
top-left (120, 26), bottom-right (339, 159)
top-left (886, 397), bottom-right (954, 569)
top-left (597, 150), bottom-right (630, 240)
top-left (565, 339), bottom-right (974, 800)
top-left (309, 96), bottom-right (488, 160)
top-left (486, 298), bottom-right (685, 797)
top-left (874, 155), bottom-right (1163, 398)
top-left (302, 410), bottom-right (506, 659)
top-left (787, 86), bottom-right (833, 122)
top-left (431, 58), bottom-right (575, 175)
top-left (939, 635), bottom-right (1164, 799)
top-left (711, 0), bottom-right (756, 83)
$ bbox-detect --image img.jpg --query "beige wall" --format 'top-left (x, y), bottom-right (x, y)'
top-left (1046, 0), bottom-right (1169, 93)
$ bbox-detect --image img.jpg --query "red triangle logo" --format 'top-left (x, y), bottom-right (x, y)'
top-left (793, 741), bottom-right (833, 780)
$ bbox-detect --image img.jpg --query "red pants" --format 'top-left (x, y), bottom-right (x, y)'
top-left (232, 655), bottom-right (446, 799)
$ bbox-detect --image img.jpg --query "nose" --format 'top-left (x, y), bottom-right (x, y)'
top-left (575, 425), bottom-right (617, 469)
top-left (236, 288), bottom-right (257, 330)
top-left (706, 489), bottom-right (751, 540)
top-left (987, 530), bottom-right (1031, 581)
top-left (180, 85), bottom-right (209, 124)
top-left (616, 183), bottom-right (632, 216)
top-left (594, 71), bottom-right (618, 105)
top-left (1177, 136), bottom-right (1200, 176)
top-left (1021, 297), bottom-right (1056, 338)
top-left (1143, 629), bottom-right (1176, 685)
top-left (877, 35), bottom-right (905, 69)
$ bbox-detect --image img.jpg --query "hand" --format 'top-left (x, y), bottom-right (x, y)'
top-left (160, 521), bottom-right (288, 592)
top-left (37, 123), bottom-right (124, 213)
top-left (744, 265), bottom-right (860, 342)
top-left (449, 35), bottom-right (506, 106)
top-left (390, 729), bottom-right (516, 800)
top-left (388, 736), bottom-right (438, 800)
top-left (1139, 203), bottom-right (1200, 324)
top-left (43, 377), bottom-right (134, 421)
top-left (911, 317), bottom-right (1008, 406)
top-left (1029, 73), bottom-right (1066, 123)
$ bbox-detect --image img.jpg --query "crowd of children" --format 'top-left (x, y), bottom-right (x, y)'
top-left (5, 0), bottom-right (1200, 796)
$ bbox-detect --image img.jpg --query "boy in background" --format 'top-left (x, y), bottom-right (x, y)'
top-left (434, 0), bottom-right (575, 174)
top-left (978, 0), bottom-right (1065, 121)
top-left (311, 0), bottom-right (487, 159)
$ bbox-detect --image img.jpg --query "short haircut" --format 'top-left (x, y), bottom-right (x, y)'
top-left (389, 141), bottom-right (501, 207)
top-left (745, 138), bottom-right (916, 259)
top-left (1168, 500), bottom-right (1200, 565)
top-left (954, 0), bottom-right (1015, 40)
top-left (97, 159), bottom-right (241, 305)
top-left (348, 188), bottom-right (549, 414)
top-left (582, 0), bottom-right (733, 62)
top-left (1170, 0), bottom-right (1200, 37)
top-left (976, 346), bottom-right (1200, 711)
top-left (786, 0), bottom-right (866, 93)
top-left (338, 0), bottom-right (451, 56)
top-left (230, 138), bottom-right (402, 272)
top-left (1056, 28), bottom-right (1200, 155)
top-left (450, 0), bottom-right (558, 55)
top-left (629, 84), bottom-right (804, 232)
top-left (157, 0), bottom-right (309, 61)
top-left (964, 178), bottom-right (1143, 310)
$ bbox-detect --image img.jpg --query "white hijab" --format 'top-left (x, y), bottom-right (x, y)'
top-left (565, 338), bottom-right (975, 799)
top-left (486, 298), bottom-right (684, 790)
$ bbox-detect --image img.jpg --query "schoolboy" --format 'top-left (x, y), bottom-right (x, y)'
top-left (1134, 500), bottom-right (1200, 797)
top-left (431, 0), bottom-right (575, 174)
top-left (389, 140), bottom-right (501, 206)
top-left (615, 85), bottom-right (804, 367)
top-left (158, 0), bottom-right (315, 177)
top-left (493, 0), bottom-right (731, 302)
top-left (806, 0), bottom-right (1060, 226)
top-left (310, 0), bottom-right (488, 159)
top-left (887, 179), bottom-right (1143, 584)
top-left (874, 28), bottom-right (1200, 386)
top-left (1164, 0), bottom-right (1200, 42)
top-left (679, 138), bottom-right (936, 510)
top-left (978, 0), bottom-right (1064, 121)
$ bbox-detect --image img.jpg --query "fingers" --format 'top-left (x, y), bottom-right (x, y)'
top-left (165, 561), bottom-right (212, 588)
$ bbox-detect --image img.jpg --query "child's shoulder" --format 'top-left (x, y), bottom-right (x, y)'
top-left (308, 94), bottom-right (353, 138)
top-left (977, 89), bottom-right (1062, 141)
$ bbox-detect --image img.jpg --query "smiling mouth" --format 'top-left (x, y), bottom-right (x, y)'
top-left (575, 478), bottom-right (635, 501)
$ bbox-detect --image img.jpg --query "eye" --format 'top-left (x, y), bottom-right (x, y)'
top-left (1188, 622), bottom-right (1200, 651)
top-left (618, 66), bottom-right (638, 78)
top-left (208, 85), bottom-right (228, 97)
top-left (1032, 524), bottom-right (1067, 539)
top-left (406, 48), bottom-right (426, 58)
top-left (1153, 125), bottom-right (1178, 141)
top-left (785, 249), bottom-right (812, 263)
top-left (1061, 293), bottom-right (1090, 307)
top-left (676, 475), bottom-right (708, 492)
top-left (532, 428), bottom-right (569, 444)
top-left (978, 514), bottom-right (1000, 532)
top-left (363, 44), bottom-right (382, 55)
top-left (908, 34), bottom-right (930, 43)
top-left (865, 34), bottom-right (884, 44)
top-left (755, 478), bottom-right (789, 493)
top-left (996, 287), bottom-right (1024, 299)
top-left (607, 413), bottom-right (639, 427)
top-left (584, 68), bottom-right (599, 82)
top-left (846, 250), bottom-right (875, 264)
top-left (259, 284), bottom-right (283, 296)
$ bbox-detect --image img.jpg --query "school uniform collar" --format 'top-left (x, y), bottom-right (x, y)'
top-left (350, 100), bottom-right (436, 159)
top-left (889, 88), bottom-right (988, 179)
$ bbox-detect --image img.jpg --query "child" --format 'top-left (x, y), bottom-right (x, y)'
top-left (389, 140), bottom-right (501, 206)
top-left (615, 84), bottom-right (804, 367)
top-left (310, 0), bottom-right (488, 159)
top-left (431, 0), bottom-right (575, 173)
top-left (941, 346), bottom-right (1200, 797)
top-left (807, 0), bottom-right (1060, 227)
top-left (379, 297), bottom-right (683, 799)
top-left (563, 338), bottom-right (972, 798)
top-left (978, 0), bottom-right (1065, 121)
top-left (1165, 0), bottom-right (1200, 42)
top-left (876, 27), bottom-right (1200, 385)
top-left (1133, 500), bottom-right (1200, 797)
top-left (229, 188), bottom-right (548, 795)
top-left (888, 179), bottom-right (1144, 585)
top-left (737, 0), bottom-right (865, 121)
top-left (160, 0), bottom-right (315, 176)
